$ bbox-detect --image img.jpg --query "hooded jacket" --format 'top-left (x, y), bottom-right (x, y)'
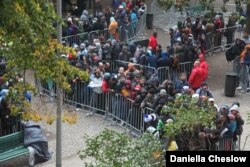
top-left (188, 65), bottom-right (205, 89)
top-left (109, 17), bottom-right (118, 39)
top-left (240, 44), bottom-right (250, 64)
top-left (118, 45), bottom-right (131, 62)
top-left (148, 35), bottom-right (157, 52)
top-left (199, 53), bottom-right (208, 80)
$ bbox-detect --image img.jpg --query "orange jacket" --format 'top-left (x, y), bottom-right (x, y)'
top-left (240, 44), bottom-right (250, 63)
top-left (109, 21), bottom-right (118, 36)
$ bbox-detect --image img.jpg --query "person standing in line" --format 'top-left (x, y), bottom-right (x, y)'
top-left (198, 53), bottom-right (209, 81)
top-left (148, 31), bottom-right (158, 54)
top-left (188, 60), bottom-right (204, 91)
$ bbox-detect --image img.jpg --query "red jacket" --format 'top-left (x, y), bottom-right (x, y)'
top-left (199, 54), bottom-right (209, 80)
top-left (102, 80), bottom-right (109, 93)
top-left (148, 35), bottom-right (157, 52)
top-left (188, 66), bottom-right (205, 89)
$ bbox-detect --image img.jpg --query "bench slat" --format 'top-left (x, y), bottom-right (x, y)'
top-left (0, 131), bottom-right (24, 153)
top-left (0, 147), bottom-right (29, 162)
top-left (0, 131), bottom-right (29, 163)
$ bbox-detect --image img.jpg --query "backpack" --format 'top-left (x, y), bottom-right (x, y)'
top-left (130, 12), bottom-right (137, 22)
top-left (225, 40), bottom-right (246, 62)
top-left (225, 46), bottom-right (236, 62)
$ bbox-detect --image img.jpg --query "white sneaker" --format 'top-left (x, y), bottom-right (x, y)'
top-left (236, 86), bottom-right (242, 90)
top-left (86, 112), bottom-right (94, 117)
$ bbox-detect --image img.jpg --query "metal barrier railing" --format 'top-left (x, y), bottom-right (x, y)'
top-left (205, 25), bottom-right (243, 54)
top-left (216, 137), bottom-right (234, 151)
top-left (62, 32), bottom-right (89, 46)
top-left (37, 80), bottom-right (242, 151)
top-left (0, 116), bottom-right (22, 137)
top-left (237, 63), bottom-right (250, 93)
top-left (62, 12), bottom-right (146, 46)
top-left (111, 60), bottom-right (157, 75)
top-left (110, 60), bottom-right (193, 83)
top-left (157, 66), bottom-right (171, 83)
top-left (179, 61), bottom-right (193, 79)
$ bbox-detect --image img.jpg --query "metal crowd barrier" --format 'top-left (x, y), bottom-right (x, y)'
top-left (205, 25), bottom-right (243, 54)
top-left (0, 116), bottom-right (22, 137)
top-left (39, 79), bottom-right (57, 100)
top-left (111, 60), bottom-right (157, 75)
top-left (238, 63), bottom-right (250, 93)
top-left (38, 80), bottom-right (243, 151)
top-left (88, 28), bottom-right (121, 43)
top-left (179, 61), bottom-right (193, 79)
top-left (104, 92), bottom-right (154, 136)
top-left (62, 32), bottom-right (89, 46)
top-left (109, 60), bottom-right (193, 84)
top-left (155, 62), bottom-right (193, 83)
top-left (62, 13), bottom-right (146, 46)
top-left (157, 66), bottom-right (171, 83)
top-left (216, 137), bottom-right (234, 151)
top-left (38, 80), bottom-right (155, 136)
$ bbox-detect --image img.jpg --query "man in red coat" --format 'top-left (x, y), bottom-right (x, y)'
top-left (148, 32), bottom-right (158, 54)
top-left (188, 60), bottom-right (205, 91)
top-left (199, 53), bottom-right (209, 81)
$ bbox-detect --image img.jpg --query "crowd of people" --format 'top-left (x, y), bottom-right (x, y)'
top-left (57, 2), bottom-right (250, 151)
top-left (62, 0), bottom-right (146, 39)
top-left (0, 72), bottom-right (32, 136)
top-left (1, 0), bottom-right (248, 152)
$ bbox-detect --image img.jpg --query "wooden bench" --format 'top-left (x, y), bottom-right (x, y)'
top-left (0, 131), bottom-right (29, 163)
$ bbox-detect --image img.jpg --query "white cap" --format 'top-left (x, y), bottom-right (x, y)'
top-left (67, 17), bottom-right (72, 22)
top-left (159, 89), bottom-right (167, 95)
top-left (183, 86), bottom-right (189, 91)
top-left (208, 98), bottom-right (215, 102)
top-left (146, 126), bottom-right (159, 138)
top-left (230, 104), bottom-right (239, 112)
top-left (176, 37), bottom-right (181, 42)
top-left (144, 113), bottom-right (157, 123)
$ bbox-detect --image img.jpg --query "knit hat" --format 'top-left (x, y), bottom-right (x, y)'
top-left (183, 86), bottom-right (190, 92)
top-left (67, 17), bottom-right (72, 22)
top-left (80, 43), bottom-right (86, 49)
top-left (159, 89), bottom-right (167, 95)
top-left (73, 44), bottom-right (79, 49)
top-left (104, 73), bottom-right (111, 80)
top-left (82, 10), bottom-right (88, 15)
top-left (110, 17), bottom-right (115, 22)
top-left (208, 98), bottom-right (215, 102)
top-left (144, 113), bottom-right (157, 123)
top-left (230, 104), bottom-right (239, 112)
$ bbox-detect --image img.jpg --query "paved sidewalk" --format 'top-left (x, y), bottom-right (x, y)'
top-left (33, 97), bottom-right (125, 167)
